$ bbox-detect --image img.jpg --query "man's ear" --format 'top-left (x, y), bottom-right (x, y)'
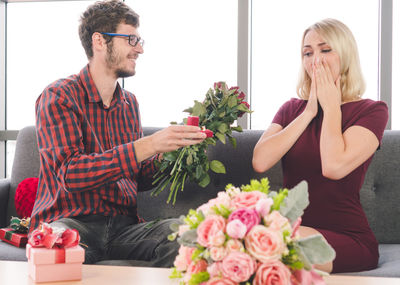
top-left (92, 32), bottom-right (106, 53)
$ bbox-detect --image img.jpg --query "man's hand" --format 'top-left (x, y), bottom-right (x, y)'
top-left (134, 125), bottom-right (206, 163)
top-left (150, 125), bottom-right (207, 153)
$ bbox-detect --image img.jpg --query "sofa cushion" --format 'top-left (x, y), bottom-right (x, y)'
top-left (359, 130), bottom-right (400, 244)
top-left (7, 126), bottom-right (40, 223)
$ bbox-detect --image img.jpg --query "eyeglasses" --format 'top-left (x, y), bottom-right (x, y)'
top-left (100, 32), bottom-right (145, 47)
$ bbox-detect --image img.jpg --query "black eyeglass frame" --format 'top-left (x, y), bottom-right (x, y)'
top-left (100, 32), bottom-right (144, 47)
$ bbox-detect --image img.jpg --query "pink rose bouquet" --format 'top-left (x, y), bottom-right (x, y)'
top-left (169, 178), bottom-right (336, 285)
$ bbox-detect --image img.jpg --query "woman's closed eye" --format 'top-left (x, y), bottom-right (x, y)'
top-left (321, 49), bottom-right (332, 53)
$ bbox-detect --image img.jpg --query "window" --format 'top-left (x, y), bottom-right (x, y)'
top-left (251, 0), bottom-right (380, 129)
top-left (7, 1), bottom-right (94, 130)
top-left (124, 0), bottom-right (238, 127)
top-left (393, 0), bottom-right (399, 129)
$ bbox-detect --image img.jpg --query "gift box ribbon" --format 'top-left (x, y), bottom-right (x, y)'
top-left (4, 230), bottom-right (15, 241)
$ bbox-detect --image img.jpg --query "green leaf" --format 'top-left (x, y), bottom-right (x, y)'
top-left (279, 181), bottom-right (309, 223)
top-left (195, 165), bottom-right (204, 180)
top-left (163, 152), bottom-right (178, 161)
top-left (192, 101), bottom-right (207, 116)
top-left (204, 137), bottom-right (216, 145)
top-left (177, 229), bottom-right (198, 247)
top-left (189, 271), bottom-right (210, 285)
top-left (228, 96), bottom-right (238, 108)
top-left (169, 267), bottom-right (183, 279)
top-left (217, 123), bottom-right (228, 134)
top-left (210, 160), bottom-right (226, 174)
top-left (186, 154), bottom-right (193, 165)
top-left (183, 107), bottom-right (193, 114)
top-left (231, 125), bottom-right (243, 132)
top-left (215, 132), bottom-right (226, 144)
top-left (236, 103), bottom-right (249, 112)
top-left (295, 234), bottom-right (336, 266)
top-left (198, 173), bottom-right (210, 187)
top-left (228, 136), bottom-right (237, 148)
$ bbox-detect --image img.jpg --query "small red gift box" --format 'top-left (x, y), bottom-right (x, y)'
top-left (26, 243), bottom-right (85, 283)
top-left (0, 228), bottom-right (28, 247)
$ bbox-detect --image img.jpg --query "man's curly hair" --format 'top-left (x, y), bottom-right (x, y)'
top-left (79, 0), bottom-right (139, 59)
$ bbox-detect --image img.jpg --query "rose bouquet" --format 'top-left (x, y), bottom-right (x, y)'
top-left (169, 178), bottom-right (335, 285)
top-left (152, 82), bottom-right (251, 204)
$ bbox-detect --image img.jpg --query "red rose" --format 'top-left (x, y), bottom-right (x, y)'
top-left (28, 229), bottom-right (45, 247)
top-left (61, 229), bottom-right (80, 248)
top-left (238, 92), bottom-right (246, 100)
top-left (201, 129), bottom-right (214, 138)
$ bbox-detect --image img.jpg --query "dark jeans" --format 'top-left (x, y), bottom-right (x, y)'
top-left (50, 215), bottom-right (180, 268)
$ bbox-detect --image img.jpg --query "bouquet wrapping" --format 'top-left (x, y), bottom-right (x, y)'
top-left (169, 178), bottom-right (335, 285)
top-left (152, 82), bottom-right (251, 204)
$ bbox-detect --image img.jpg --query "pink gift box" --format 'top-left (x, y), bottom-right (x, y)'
top-left (26, 243), bottom-right (85, 283)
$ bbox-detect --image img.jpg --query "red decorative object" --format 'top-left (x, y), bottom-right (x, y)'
top-left (201, 129), bottom-right (214, 138)
top-left (0, 228), bottom-right (28, 247)
top-left (187, 116), bottom-right (199, 126)
top-left (15, 177), bottom-right (39, 218)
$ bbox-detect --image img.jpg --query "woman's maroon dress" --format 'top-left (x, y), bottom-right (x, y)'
top-left (272, 98), bottom-right (388, 273)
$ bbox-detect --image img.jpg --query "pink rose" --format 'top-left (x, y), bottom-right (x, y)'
top-left (207, 276), bottom-right (238, 285)
top-left (291, 217), bottom-right (302, 239)
top-left (253, 260), bottom-right (292, 285)
top-left (265, 211), bottom-right (291, 233)
top-left (210, 230), bottom-right (226, 247)
top-left (228, 208), bottom-right (260, 234)
top-left (291, 268), bottom-right (325, 285)
top-left (210, 246), bottom-right (227, 261)
top-left (61, 229), bottom-right (80, 248)
top-left (197, 192), bottom-right (231, 216)
top-left (255, 198), bottom-right (273, 217)
top-left (225, 239), bottom-right (244, 253)
top-left (221, 252), bottom-right (256, 283)
top-left (207, 262), bottom-right (223, 278)
top-left (174, 246), bottom-right (195, 271)
top-left (245, 225), bottom-right (285, 262)
top-left (231, 191), bottom-right (267, 210)
top-left (184, 259), bottom-right (208, 283)
top-left (226, 219), bottom-right (247, 239)
top-left (197, 215), bottom-right (226, 247)
top-left (187, 259), bottom-right (208, 275)
top-left (178, 224), bottom-right (191, 236)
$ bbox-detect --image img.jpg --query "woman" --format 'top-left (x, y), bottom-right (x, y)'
top-left (252, 18), bottom-right (388, 273)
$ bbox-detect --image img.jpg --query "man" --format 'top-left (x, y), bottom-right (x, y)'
top-left (30, 0), bottom-right (206, 267)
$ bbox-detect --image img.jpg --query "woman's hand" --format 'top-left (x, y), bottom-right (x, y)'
top-left (304, 65), bottom-right (319, 119)
top-left (315, 57), bottom-right (342, 112)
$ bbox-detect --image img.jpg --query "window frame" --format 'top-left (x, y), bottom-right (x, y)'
top-left (0, 0), bottom-right (394, 178)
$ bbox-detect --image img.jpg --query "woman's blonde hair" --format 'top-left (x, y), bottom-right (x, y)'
top-left (296, 18), bottom-right (365, 102)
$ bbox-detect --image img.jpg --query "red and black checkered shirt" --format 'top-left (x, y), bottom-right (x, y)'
top-left (30, 65), bottom-right (158, 232)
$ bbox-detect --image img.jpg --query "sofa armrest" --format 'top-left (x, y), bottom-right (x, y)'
top-left (0, 178), bottom-right (10, 227)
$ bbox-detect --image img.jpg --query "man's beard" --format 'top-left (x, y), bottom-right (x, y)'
top-left (106, 42), bottom-right (135, 78)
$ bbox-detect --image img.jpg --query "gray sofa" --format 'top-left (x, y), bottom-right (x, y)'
top-left (0, 126), bottom-right (399, 277)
